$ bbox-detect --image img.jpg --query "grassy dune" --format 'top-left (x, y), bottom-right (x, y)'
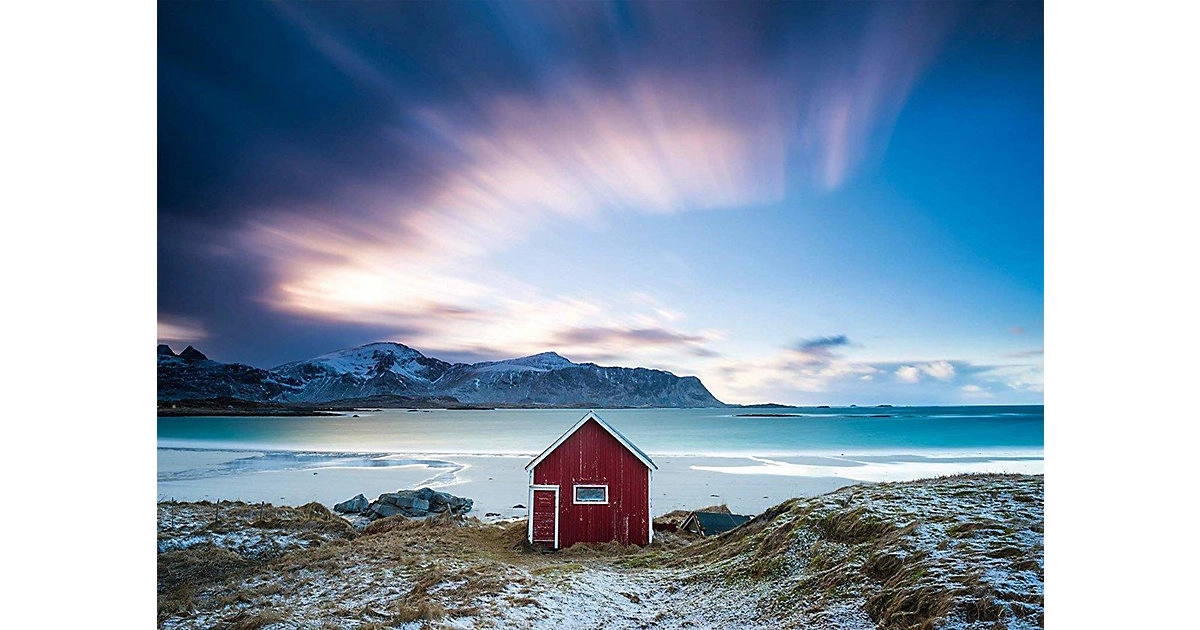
top-left (158, 474), bottom-right (1043, 629)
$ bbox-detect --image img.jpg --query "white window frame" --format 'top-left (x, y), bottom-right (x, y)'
top-left (572, 484), bottom-right (609, 505)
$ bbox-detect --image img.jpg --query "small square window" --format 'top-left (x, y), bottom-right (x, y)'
top-left (574, 485), bottom-right (607, 503)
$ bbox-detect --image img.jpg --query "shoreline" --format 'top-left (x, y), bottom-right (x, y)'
top-left (158, 446), bottom-right (1044, 521)
top-left (157, 400), bottom-right (1044, 417)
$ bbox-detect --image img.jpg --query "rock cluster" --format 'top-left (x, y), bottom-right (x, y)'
top-left (333, 493), bottom-right (368, 514)
top-left (333, 487), bottom-right (473, 520)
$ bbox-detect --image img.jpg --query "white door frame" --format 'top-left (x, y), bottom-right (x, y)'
top-left (528, 483), bottom-right (560, 548)
top-left (648, 467), bottom-right (654, 544)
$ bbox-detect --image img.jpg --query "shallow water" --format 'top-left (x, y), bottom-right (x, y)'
top-left (157, 405), bottom-right (1044, 458)
top-left (157, 406), bottom-right (1043, 512)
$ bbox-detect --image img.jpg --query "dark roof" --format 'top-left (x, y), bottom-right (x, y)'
top-left (688, 511), bottom-right (752, 536)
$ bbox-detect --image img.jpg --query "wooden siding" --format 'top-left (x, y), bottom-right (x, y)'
top-left (532, 418), bottom-right (650, 547)
top-left (531, 490), bottom-right (556, 542)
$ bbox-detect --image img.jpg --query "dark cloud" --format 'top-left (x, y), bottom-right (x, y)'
top-left (785, 334), bottom-right (852, 366)
top-left (793, 335), bottom-right (850, 352)
top-left (158, 220), bottom-right (416, 368)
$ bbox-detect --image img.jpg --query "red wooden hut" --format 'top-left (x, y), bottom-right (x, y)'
top-left (526, 411), bottom-right (657, 548)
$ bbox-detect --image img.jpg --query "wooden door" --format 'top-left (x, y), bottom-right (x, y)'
top-left (532, 488), bottom-right (558, 546)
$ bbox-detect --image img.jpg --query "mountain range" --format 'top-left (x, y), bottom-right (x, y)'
top-left (157, 342), bottom-right (725, 408)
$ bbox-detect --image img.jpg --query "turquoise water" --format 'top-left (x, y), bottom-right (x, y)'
top-left (157, 406), bottom-right (1043, 457)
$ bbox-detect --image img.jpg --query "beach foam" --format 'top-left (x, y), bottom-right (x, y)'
top-left (690, 453), bottom-right (1044, 483)
top-left (158, 447), bottom-right (1042, 520)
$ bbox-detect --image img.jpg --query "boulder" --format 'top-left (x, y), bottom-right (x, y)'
top-left (369, 502), bottom-right (404, 518)
top-left (378, 492), bottom-right (414, 508)
top-left (354, 488), bottom-right (473, 522)
top-left (376, 492), bottom-right (432, 511)
top-left (333, 493), bottom-right (369, 514)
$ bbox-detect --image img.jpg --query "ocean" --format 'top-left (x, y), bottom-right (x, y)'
top-left (157, 405), bottom-right (1044, 457)
top-left (157, 406), bottom-right (1043, 513)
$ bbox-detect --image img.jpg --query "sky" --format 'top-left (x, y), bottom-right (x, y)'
top-left (158, 0), bottom-right (1043, 406)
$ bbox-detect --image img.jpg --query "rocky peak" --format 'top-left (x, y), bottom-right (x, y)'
top-left (179, 345), bottom-right (209, 362)
top-left (158, 344), bottom-right (177, 357)
top-left (507, 351), bottom-right (574, 370)
top-left (359, 342), bottom-right (424, 358)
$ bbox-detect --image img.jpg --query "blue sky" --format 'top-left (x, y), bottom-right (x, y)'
top-left (158, 0), bottom-right (1043, 405)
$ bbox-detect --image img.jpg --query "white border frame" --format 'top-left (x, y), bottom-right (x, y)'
top-left (527, 483), bottom-right (560, 548)
top-left (572, 484), bottom-right (609, 505)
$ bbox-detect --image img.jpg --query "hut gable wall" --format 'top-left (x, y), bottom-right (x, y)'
top-left (532, 418), bottom-right (650, 547)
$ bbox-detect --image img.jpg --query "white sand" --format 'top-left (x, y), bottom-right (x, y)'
top-left (157, 448), bottom-right (1040, 520)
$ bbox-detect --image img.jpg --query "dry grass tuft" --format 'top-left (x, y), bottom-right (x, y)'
top-left (158, 544), bottom-right (254, 594)
top-left (960, 586), bottom-right (1008, 624)
top-left (214, 608), bottom-right (287, 630)
top-left (388, 563), bottom-right (449, 623)
top-left (947, 520), bottom-right (1007, 538)
top-left (814, 506), bottom-right (898, 545)
top-left (393, 599), bottom-right (447, 623)
top-left (157, 586), bottom-right (197, 623)
top-left (558, 540), bottom-right (642, 557)
top-left (359, 514), bottom-right (426, 537)
top-left (863, 551), bottom-right (905, 582)
top-left (865, 584), bottom-right (956, 629)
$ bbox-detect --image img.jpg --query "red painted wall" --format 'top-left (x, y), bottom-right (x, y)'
top-left (532, 418), bottom-right (650, 547)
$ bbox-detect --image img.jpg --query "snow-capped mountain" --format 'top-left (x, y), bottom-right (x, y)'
top-left (158, 342), bottom-right (725, 408)
top-left (271, 343), bottom-right (452, 402)
top-left (157, 345), bottom-right (303, 402)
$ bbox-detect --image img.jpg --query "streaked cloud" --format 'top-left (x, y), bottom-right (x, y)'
top-left (230, 1), bottom-right (954, 372)
top-left (156, 1), bottom-right (1043, 404)
top-left (555, 326), bottom-right (705, 347)
top-left (157, 316), bottom-right (208, 344)
top-left (240, 75), bottom-right (792, 359)
top-left (804, 1), bottom-right (957, 189)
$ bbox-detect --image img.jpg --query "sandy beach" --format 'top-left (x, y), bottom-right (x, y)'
top-left (158, 448), bottom-right (1043, 519)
